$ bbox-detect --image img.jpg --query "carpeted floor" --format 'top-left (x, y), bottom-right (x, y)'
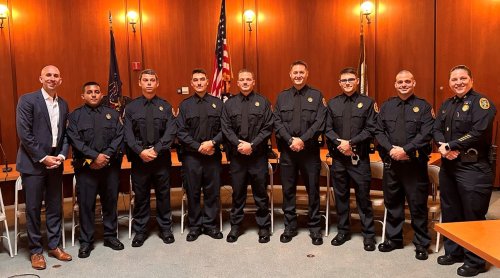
top-left (1, 188), bottom-right (499, 278)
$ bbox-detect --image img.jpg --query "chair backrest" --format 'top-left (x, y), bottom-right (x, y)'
top-left (370, 161), bottom-right (384, 180)
top-left (0, 187), bottom-right (6, 220)
top-left (14, 177), bottom-right (22, 205)
top-left (427, 165), bottom-right (440, 201)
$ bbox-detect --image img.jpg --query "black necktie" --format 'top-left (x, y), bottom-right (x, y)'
top-left (444, 98), bottom-right (462, 142)
top-left (198, 98), bottom-right (208, 140)
top-left (146, 100), bottom-right (155, 145)
top-left (342, 96), bottom-right (352, 139)
top-left (92, 108), bottom-right (104, 151)
top-left (240, 96), bottom-right (249, 139)
top-left (292, 91), bottom-right (302, 136)
top-left (394, 101), bottom-right (407, 146)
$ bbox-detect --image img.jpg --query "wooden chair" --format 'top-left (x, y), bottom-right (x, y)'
top-left (0, 186), bottom-right (13, 257)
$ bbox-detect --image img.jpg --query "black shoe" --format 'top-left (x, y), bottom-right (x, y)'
top-left (378, 240), bottom-right (404, 252)
top-left (437, 254), bottom-right (465, 265)
top-left (280, 229), bottom-right (298, 243)
top-left (226, 229), bottom-right (239, 243)
top-left (186, 229), bottom-right (202, 242)
top-left (457, 264), bottom-right (486, 277)
top-left (415, 246), bottom-right (428, 260)
top-left (78, 244), bottom-right (93, 259)
top-left (258, 229), bottom-right (270, 244)
top-left (204, 228), bottom-right (223, 239)
top-left (104, 237), bottom-right (125, 250)
top-left (131, 233), bottom-right (147, 247)
top-left (160, 231), bottom-right (175, 244)
top-left (363, 238), bottom-right (376, 251)
top-left (310, 232), bottom-right (323, 246)
top-left (331, 233), bottom-right (351, 246)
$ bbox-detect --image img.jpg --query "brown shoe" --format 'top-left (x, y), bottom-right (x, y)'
top-left (31, 253), bottom-right (46, 270)
top-left (48, 247), bottom-right (72, 261)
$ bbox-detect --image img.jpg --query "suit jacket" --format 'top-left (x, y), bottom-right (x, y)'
top-left (16, 90), bottom-right (70, 175)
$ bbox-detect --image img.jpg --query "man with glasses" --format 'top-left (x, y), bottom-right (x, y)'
top-left (325, 67), bottom-right (377, 251)
top-left (375, 70), bottom-right (434, 260)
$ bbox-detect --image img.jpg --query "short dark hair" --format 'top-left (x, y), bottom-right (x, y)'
top-left (139, 69), bottom-right (159, 80)
top-left (192, 68), bottom-right (207, 76)
top-left (339, 67), bottom-right (358, 77)
top-left (82, 81), bottom-right (100, 92)
top-left (290, 60), bottom-right (308, 70)
top-left (237, 68), bottom-right (255, 79)
top-left (450, 65), bottom-right (472, 79)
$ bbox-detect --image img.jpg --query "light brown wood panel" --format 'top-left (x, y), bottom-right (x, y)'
top-left (139, 0), bottom-right (244, 109)
top-left (257, 0), bottom-right (374, 104)
top-left (374, 0), bottom-right (435, 105)
top-left (0, 1), bottom-right (17, 163)
top-left (436, 0), bottom-right (500, 186)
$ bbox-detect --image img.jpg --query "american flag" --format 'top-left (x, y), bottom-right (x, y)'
top-left (210, 0), bottom-right (232, 97)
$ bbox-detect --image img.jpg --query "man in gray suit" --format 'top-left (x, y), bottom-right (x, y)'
top-left (16, 65), bottom-right (72, 270)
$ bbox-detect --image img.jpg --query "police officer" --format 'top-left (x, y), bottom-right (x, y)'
top-left (433, 65), bottom-right (496, 277)
top-left (375, 70), bottom-right (433, 260)
top-left (325, 67), bottom-right (377, 251)
top-left (176, 69), bottom-right (223, 241)
top-left (221, 69), bottom-right (273, 243)
top-left (274, 60), bottom-right (326, 245)
top-left (124, 69), bottom-right (176, 247)
top-left (67, 82), bottom-right (124, 258)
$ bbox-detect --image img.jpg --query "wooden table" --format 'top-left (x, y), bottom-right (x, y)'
top-left (434, 220), bottom-right (500, 268)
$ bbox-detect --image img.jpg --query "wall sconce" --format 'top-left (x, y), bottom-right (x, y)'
top-left (0, 4), bottom-right (8, 29)
top-left (360, 1), bottom-right (374, 24)
top-left (127, 10), bottom-right (139, 33)
top-left (243, 10), bottom-right (255, 32)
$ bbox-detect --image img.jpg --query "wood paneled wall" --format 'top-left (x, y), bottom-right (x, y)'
top-left (1, 0), bottom-right (499, 184)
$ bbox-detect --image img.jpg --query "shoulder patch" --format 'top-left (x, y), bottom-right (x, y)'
top-left (322, 98), bottom-right (327, 107)
top-left (431, 108), bottom-right (435, 118)
top-left (373, 102), bottom-right (379, 113)
top-left (479, 98), bottom-right (490, 110)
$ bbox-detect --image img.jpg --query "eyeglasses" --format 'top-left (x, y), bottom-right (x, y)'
top-left (339, 78), bottom-right (356, 84)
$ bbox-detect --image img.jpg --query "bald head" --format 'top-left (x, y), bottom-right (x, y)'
top-left (394, 70), bottom-right (416, 100)
top-left (39, 65), bottom-right (62, 95)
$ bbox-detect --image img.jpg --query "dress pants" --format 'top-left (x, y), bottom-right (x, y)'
top-left (22, 167), bottom-right (64, 254)
top-left (75, 162), bottom-right (120, 245)
top-left (182, 152), bottom-right (221, 230)
top-left (279, 147), bottom-right (321, 233)
top-left (440, 159), bottom-right (493, 268)
top-left (131, 154), bottom-right (172, 234)
top-left (331, 156), bottom-right (375, 238)
top-left (383, 159), bottom-right (431, 247)
top-left (229, 153), bottom-right (270, 229)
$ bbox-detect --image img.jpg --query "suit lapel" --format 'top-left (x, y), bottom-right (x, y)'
top-left (37, 90), bottom-right (52, 134)
top-left (57, 98), bottom-right (65, 140)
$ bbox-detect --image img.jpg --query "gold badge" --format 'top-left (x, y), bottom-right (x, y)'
top-left (322, 98), bottom-right (327, 107)
top-left (462, 104), bottom-right (469, 112)
top-left (212, 103), bottom-right (217, 109)
top-left (431, 108), bottom-right (435, 118)
top-left (479, 98), bottom-right (490, 110)
top-left (255, 101), bottom-right (260, 107)
top-left (413, 106), bottom-right (419, 113)
top-left (106, 113), bottom-right (111, 120)
top-left (357, 102), bottom-right (363, 109)
top-left (307, 97), bottom-right (313, 103)
top-left (374, 102), bottom-right (379, 113)
top-left (159, 106), bottom-right (164, 111)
